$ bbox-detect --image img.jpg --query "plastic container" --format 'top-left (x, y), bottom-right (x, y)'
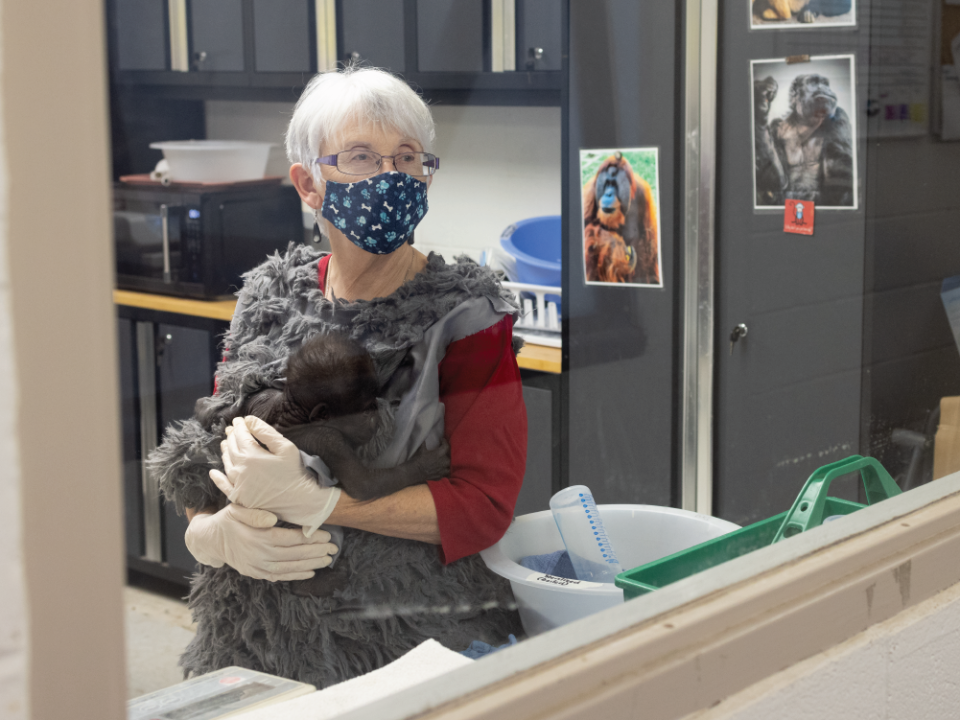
top-left (615, 456), bottom-right (902, 600)
top-left (480, 505), bottom-right (739, 636)
top-left (149, 140), bottom-right (274, 183)
top-left (550, 485), bottom-right (622, 583)
top-left (499, 216), bottom-right (562, 287)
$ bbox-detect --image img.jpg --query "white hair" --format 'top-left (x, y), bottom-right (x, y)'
top-left (285, 66), bottom-right (436, 183)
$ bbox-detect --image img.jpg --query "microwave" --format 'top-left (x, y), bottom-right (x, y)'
top-left (114, 181), bottom-right (303, 299)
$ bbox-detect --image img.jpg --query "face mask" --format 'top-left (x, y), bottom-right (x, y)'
top-left (319, 171), bottom-right (428, 255)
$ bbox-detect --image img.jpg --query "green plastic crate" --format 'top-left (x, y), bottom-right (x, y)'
top-left (615, 456), bottom-right (901, 600)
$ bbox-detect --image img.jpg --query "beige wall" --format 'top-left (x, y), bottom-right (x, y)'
top-left (1, 1), bottom-right (126, 719)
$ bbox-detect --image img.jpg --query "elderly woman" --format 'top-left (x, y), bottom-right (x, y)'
top-left (151, 66), bottom-right (526, 688)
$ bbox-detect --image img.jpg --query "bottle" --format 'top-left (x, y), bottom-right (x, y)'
top-left (549, 485), bottom-right (623, 583)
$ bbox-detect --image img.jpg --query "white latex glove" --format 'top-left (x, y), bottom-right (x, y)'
top-left (209, 416), bottom-right (341, 536)
top-left (184, 504), bottom-right (338, 581)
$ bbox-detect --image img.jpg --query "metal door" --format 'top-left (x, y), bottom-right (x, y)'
top-left (112, 0), bottom-right (168, 71)
top-left (252, 0), bottom-right (313, 72)
top-left (339, 0), bottom-right (406, 72)
top-left (190, 0), bottom-right (245, 72)
top-left (711, 8), bottom-right (869, 524)
top-left (416, 0), bottom-right (485, 72)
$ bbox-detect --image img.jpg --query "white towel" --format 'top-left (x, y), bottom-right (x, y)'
top-left (149, 158), bottom-right (171, 185)
top-left (232, 640), bottom-right (472, 720)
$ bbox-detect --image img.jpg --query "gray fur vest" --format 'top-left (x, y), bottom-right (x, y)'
top-left (149, 244), bottom-right (522, 689)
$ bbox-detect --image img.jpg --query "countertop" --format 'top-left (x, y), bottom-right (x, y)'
top-left (114, 290), bottom-right (561, 373)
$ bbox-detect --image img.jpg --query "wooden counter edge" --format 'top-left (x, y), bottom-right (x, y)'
top-left (113, 290), bottom-right (562, 373)
top-left (113, 290), bottom-right (237, 321)
top-left (516, 343), bottom-right (561, 374)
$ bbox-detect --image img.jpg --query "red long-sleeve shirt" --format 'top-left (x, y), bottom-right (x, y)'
top-left (318, 254), bottom-right (526, 563)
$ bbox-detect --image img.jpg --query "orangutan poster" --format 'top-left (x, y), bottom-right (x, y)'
top-left (580, 147), bottom-right (662, 287)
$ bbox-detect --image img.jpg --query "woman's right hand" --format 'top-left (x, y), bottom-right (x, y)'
top-left (184, 504), bottom-right (339, 582)
top-left (210, 416), bottom-right (341, 536)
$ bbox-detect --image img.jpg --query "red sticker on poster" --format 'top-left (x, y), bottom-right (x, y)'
top-left (784, 199), bottom-right (814, 235)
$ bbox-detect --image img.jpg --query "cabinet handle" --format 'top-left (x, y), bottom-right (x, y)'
top-left (192, 50), bottom-right (208, 69)
top-left (349, 51), bottom-right (361, 62)
top-left (160, 204), bottom-right (172, 284)
top-left (531, 47), bottom-right (545, 60)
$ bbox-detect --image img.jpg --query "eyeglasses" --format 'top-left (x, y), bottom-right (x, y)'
top-left (316, 150), bottom-right (440, 177)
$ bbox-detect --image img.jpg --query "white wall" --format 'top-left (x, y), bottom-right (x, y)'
top-left (687, 579), bottom-right (960, 720)
top-left (204, 101), bottom-right (562, 261)
top-left (0, 12), bottom-right (27, 718)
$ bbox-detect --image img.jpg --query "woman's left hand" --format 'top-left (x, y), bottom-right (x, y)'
top-left (210, 416), bottom-right (341, 536)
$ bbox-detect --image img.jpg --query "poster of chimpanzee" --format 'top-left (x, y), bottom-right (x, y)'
top-left (580, 147), bottom-right (663, 287)
top-left (750, 0), bottom-right (856, 29)
top-left (751, 55), bottom-right (858, 211)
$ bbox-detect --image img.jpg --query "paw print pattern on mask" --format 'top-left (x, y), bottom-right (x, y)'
top-left (320, 171), bottom-right (429, 255)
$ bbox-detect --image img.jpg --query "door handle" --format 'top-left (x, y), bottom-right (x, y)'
top-left (729, 323), bottom-right (748, 354)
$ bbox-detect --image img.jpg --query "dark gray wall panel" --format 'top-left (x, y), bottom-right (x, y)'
top-left (253, 0), bottom-right (312, 72)
top-left (566, 1), bottom-right (678, 507)
top-left (341, 0), bottom-right (406, 72)
top-left (190, 0), bottom-right (245, 71)
top-left (715, 371), bottom-right (863, 527)
top-left (865, 282), bottom-right (957, 366)
top-left (517, 0), bottom-right (562, 71)
top-left (416, 0), bottom-right (484, 72)
top-left (865, 210), bottom-right (960, 293)
top-left (114, 0), bottom-right (168, 70)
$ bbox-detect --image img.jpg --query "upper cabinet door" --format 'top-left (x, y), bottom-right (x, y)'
top-left (113, 0), bottom-right (168, 70)
top-left (339, 0), bottom-right (405, 73)
top-left (190, 0), bottom-right (245, 71)
top-left (416, 0), bottom-right (484, 72)
top-left (516, 0), bottom-right (562, 71)
top-left (253, 0), bottom-right (313, 72)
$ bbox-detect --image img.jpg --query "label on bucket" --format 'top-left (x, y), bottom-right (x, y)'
top-left (526, 572), bottom-right (604, 588)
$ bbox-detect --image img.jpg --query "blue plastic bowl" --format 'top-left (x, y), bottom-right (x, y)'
top-left (499, 215), bottom-right (562, 287)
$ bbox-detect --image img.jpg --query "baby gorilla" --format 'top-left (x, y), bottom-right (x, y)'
top-left (198, 332), bottom-right (450, 503)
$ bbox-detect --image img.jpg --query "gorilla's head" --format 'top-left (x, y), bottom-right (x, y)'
top-left (789, 74), bottom-right (838, 120)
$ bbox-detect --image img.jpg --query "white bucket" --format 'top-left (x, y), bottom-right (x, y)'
top-left (480, 505), bottom-right (739, 636)
top-left (149, 140), bottom-right (274, 183)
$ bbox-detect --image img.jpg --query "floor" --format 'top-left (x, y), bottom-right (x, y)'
top-left (124, 581), bottom-right (196, 699)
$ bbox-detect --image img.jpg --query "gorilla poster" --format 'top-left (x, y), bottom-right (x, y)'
top-left (580, 147), bottom-right (663, 287)
top-left (750, 0), bottom-right (856, 28)
top-left (750, 55), bottom-right (858, 211)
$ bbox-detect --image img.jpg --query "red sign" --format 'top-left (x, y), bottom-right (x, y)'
top-left (784, 199), bottom-right (814, 235)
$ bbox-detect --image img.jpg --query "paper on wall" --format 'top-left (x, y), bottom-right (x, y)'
top-left (934, 397), bottom-right (960, 481)
top-left (941, 276), bottom-right (960, 358)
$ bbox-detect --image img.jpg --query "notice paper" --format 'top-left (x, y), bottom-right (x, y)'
top-left (867, 0), bottom-right (934, 137)
top-left (942, 275), bottom-right (960, 358)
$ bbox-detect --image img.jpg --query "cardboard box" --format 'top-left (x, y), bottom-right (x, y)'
top-left (934, 396), bottom-right (960, 480)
